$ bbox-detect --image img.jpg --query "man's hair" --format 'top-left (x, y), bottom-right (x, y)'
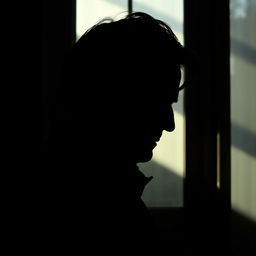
top-left (53, 12), bottom-right (190, 152)
top-left (70, 12), bottom-right (187, 79)
top-left (60, 12), bottom-right (188, 107)
top-left (57, 12), bottom-right (191, 123)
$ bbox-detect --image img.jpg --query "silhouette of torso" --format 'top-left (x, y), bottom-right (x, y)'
top-left (40, 151), bottom-right (156, 255)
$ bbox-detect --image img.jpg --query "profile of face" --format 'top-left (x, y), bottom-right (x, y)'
top-left (120, 66), bottom-right (182, 164)
top-left (133, 98), bottom-right (177, 163)
top-left (88, 62), bottom-right (182, 166)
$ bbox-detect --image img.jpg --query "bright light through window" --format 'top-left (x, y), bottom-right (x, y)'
top-left (76, 0), bottom-right (184, 207)
top-left (230, 0), bottom-right (256, 222)
top-left (76, 0), bottom-right (127, 40)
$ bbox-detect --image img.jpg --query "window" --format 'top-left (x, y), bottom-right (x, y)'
top-left (43, 0), bottom-right (256, 252)
top-left (230, 0), bottom-right (256, 222)
top-left (133, 0), bottom-right (184, 207)
top-left (76, 0), bottom-right (185, 207)
top-left (76, 0), bottom-right (127, 40)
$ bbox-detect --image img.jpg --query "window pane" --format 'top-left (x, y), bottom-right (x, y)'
top-left (134, 0), bottom-right (184, 207)
top-left (230, 0), bottom-right (256, 222)
top-left (76, 0), bottom-right (184, 208)
top-left (76, 0), bottom-right (127, 40)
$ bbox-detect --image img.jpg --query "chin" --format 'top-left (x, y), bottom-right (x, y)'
top-left (136, 150), bottom-right (153, 163)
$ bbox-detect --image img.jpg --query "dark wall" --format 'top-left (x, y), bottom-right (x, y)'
top-left (3, 2), bottom-right (76, 252)
top-left (4, 1), bottom-right (255, 253)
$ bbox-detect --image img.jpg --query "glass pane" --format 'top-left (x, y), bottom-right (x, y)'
top-left (134, 0), bottom-right (184, 207)
top-left (230, 0), bottom-right (256, 222)
top-left (76, 0), bottom-right (127, 40)
top-left (76, 0), bottom-right (184, 208)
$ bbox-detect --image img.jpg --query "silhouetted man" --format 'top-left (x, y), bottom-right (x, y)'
top-left (46, 12), bottom-right (188, 255)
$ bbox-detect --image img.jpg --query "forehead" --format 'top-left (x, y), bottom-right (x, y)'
top-left (116, 61), bottom-right (181, 104)
top-left (143, 71), bottom-right (181, 106)
top-left (147, 64), bottom-right (181, 92)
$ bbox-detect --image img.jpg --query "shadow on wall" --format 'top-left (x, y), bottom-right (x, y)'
top-left (139, 161), bottom-right (256, 253)
top-left (139, 160), bottom-right (185, 254)
top-left (230, 210), bottom-right (256, 253)
top-left (232, 120), bottom-right (256, 157)
top-left (139, 160), bottom-right (183, 207)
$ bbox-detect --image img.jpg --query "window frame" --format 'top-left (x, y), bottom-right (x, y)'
top-left (184, 0), bottom-right (231, 250)
top-left (42, 0), bottom-right (231, 252)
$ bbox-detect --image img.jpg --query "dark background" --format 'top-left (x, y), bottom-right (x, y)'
top-left (3, 1), bottom-right (255, 254)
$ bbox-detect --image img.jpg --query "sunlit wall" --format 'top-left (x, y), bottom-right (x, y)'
top-left (76, 0), bottom-right (184, 207)
top-left (132, 0), bottom-right (184, 207)
top-left (230, 0), bottom-right (256, 222)
top-left (76, 0), bottom-right (127, 39)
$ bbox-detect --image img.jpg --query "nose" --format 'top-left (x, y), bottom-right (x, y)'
top-left (164, 107), bottom-right (175, 132)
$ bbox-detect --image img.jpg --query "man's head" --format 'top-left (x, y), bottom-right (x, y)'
top-left (59, 12), bottom-right (188, 164)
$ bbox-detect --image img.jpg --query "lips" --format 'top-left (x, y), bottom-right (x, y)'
top-left (143, 132), bottom-right (162, 147)
top-left (153, 133), bottom-right (162, 142)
